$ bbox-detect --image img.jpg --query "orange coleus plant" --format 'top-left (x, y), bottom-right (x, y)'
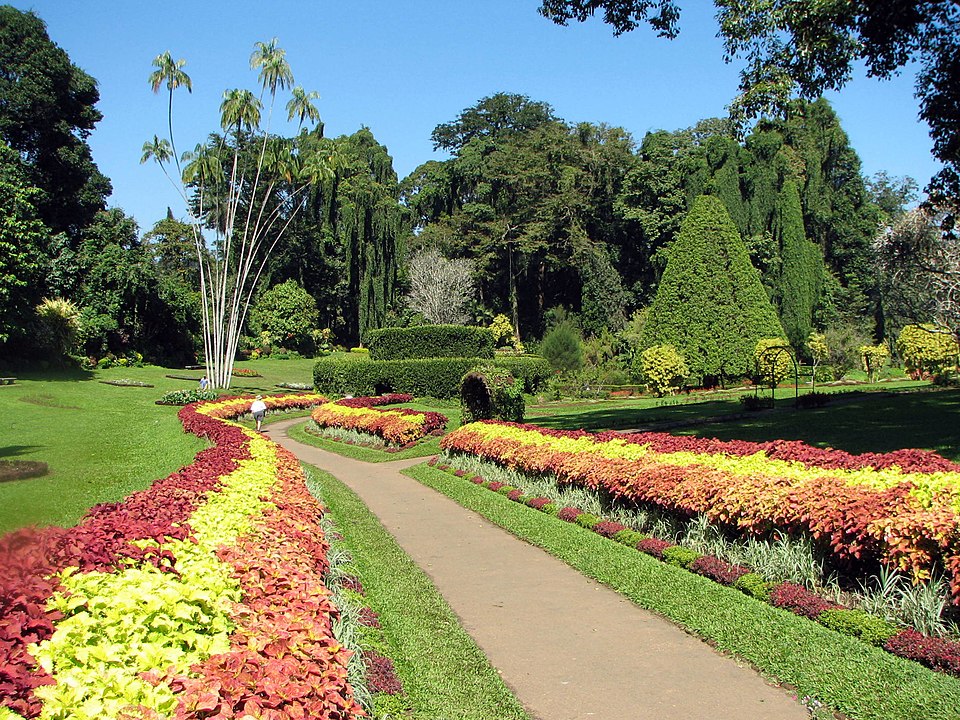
top-left (441, 421), bottom-right (960, 603)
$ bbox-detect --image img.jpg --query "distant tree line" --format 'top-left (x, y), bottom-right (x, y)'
top-left (0, 5), bottom-right (950, 384)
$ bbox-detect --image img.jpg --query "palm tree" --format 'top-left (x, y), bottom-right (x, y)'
top-left (250, 38), bottom-right (293, 101)
top-left (286, 86), bottom-right (321, 130)
top-left (148, 52), bottom-right (191, 174)
top-left (220, 89), bottom-right (262, 138)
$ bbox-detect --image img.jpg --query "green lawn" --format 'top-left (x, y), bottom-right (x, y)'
top-left (0, 358), bottom-right (319, 534)
top-left (674, 386), bottom-right (960, 460)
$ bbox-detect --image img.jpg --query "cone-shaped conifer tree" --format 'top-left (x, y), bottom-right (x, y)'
top-left (640, 194), bottom-right (785, 383)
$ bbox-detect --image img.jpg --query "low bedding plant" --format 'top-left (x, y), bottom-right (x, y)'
top-left (436, 420), bottom-right (960, 678)
top-left (0, 392), bottom-right (399, 720)
top-left (307, 393), bottom-right (448, 449)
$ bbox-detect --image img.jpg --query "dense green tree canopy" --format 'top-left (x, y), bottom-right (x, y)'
top-left (0, 5), bottom-right (111, 240)
top-left (0, 143), bottom-right (46, 343)
top-left (538, 0), bottom-right (960, 213)
top-left (405, 97), bottom-right (636, 338)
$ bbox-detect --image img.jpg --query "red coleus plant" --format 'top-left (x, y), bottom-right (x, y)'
top-left (0, 393), bottom-right (362, 719)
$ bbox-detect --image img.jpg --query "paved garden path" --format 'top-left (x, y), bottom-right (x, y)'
top-left (270, 418), bottom-right (808, 720)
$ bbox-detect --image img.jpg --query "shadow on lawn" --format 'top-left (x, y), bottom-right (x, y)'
top-left (677, 388), bottom-right (960, 461)
top-left (0, 445), bottom-right (44, 459)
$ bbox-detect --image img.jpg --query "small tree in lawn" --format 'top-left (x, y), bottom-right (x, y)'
top-left (142, 41), bottom-right (325, 388)
top-left (860, 343), bottom-right (889, 383)
top-left (248, 279), bottom-right (319, 355)
top-left (806, 331), bottom-right (829, 392)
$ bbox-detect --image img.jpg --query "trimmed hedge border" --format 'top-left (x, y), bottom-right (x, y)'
top-left (313, 356), bottom-right (551, 399)
top-left (365, 325), bottom-right (495, 361)
top-left (429, 457), bottom-right (960, 679)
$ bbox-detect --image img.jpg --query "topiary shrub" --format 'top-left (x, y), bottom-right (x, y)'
top-left (460, 365), bottom-right (524, 423)
top-left (636, 344), bottom-right (688, 396)
top-left (769, 582), bottom-right (841, 619)
top-left (365, 325), bottom-right (495, 361)
top-left (575, 513), bottom-right (601, 530)
top-left (490, 355), bottom-right (552, 392)
top-left (613, 529), bottom-right (649, 547)
top-left (818, 608), bottom-right (900, 647)
top-left (689, 556), bottom-right (750, 585)
top-left (636, 537), bottom-right (674, 558)
top-left (885, 628), bottom-right (960, 676)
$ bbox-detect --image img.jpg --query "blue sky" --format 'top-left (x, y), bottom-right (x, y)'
top-left (11, 0), bottom-right (941, 231)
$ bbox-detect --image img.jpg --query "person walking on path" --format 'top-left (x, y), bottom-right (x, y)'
top-left (250, 395), bottom-right (267, 432)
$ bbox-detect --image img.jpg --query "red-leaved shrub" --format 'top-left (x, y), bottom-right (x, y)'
top-left (769, 582), bottom-right (843, 619)
top-left (636, 537), bottom-right (675, 558)
top-left (689, 555), bottom-right (751, 586)
top-left (885, 629), bottom-right (960, 676)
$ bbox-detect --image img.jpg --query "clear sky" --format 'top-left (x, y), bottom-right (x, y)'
top-left (10, 0), bottom-right (942, 232)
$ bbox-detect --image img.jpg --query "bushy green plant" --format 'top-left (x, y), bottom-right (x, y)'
top-left (540, 321), bottom-right (583, 374)
top-left (613, 529), bottom-right (649, 547)
top-left (662, 545), bottom-right (702, 568)
top-left (248, 279), bottom-right (319, 354)
top-left (818, 608), bottom-right (900, 647)
top-left (636, 344), bottom-right (688, 396)
top-left (35, 297), bottom-right (82, 361)
top-left (156, 389), bottom-right (219, 405)
top-left (365, 325), bottom-right (495, 361)
top-left (733, 572), bottom-right (774, 601)
top-left (575, 513), bottom-right (601, 529)
top-left (897, 324), bottom-right (958, 378)
top-left (860, 343), bottom-right (890, 382)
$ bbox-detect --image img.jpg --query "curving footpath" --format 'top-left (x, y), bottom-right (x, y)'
top-left (270, 417), bottom-right (808, 720)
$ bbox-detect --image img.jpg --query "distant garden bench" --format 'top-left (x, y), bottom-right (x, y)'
top-left (0, 377), bottom-right (16, 385)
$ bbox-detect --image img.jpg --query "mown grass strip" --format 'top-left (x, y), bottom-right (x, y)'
top-left (288, 421), bottom-right (447, 463)
top-left (406, 464), bottom-right (960, 720)
top-left (303, 466), bottom-right (530, 720)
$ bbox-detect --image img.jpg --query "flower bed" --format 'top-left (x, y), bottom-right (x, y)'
top-left (310, 396), bottom-right (447, 447)
top-left (430, 457), bottom-right (960, 678)
top-left (0, 393), bottom-right (364, 719)
top-left (440, 421), bottom-right (960, 603)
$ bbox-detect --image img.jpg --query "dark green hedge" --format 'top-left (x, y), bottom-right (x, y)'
top-left (491, 355), bottom-right (552, 393)
top-left (314, 355), bottom-right (551, 398)
top-left (365, 325), bottom-right (495, 360)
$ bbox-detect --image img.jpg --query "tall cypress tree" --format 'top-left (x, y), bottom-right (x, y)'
top-left (640, 195), bottom-right (785, 382)
top-left (774, 179), bottom-right (823, 349)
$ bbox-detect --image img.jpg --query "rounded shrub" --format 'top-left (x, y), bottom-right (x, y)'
top-left (636, 344), bottom-right (688, 396)
top-left (661, 545), bottom-right (702, 569)
top-left (460, 365), bottom-right (524, 423)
